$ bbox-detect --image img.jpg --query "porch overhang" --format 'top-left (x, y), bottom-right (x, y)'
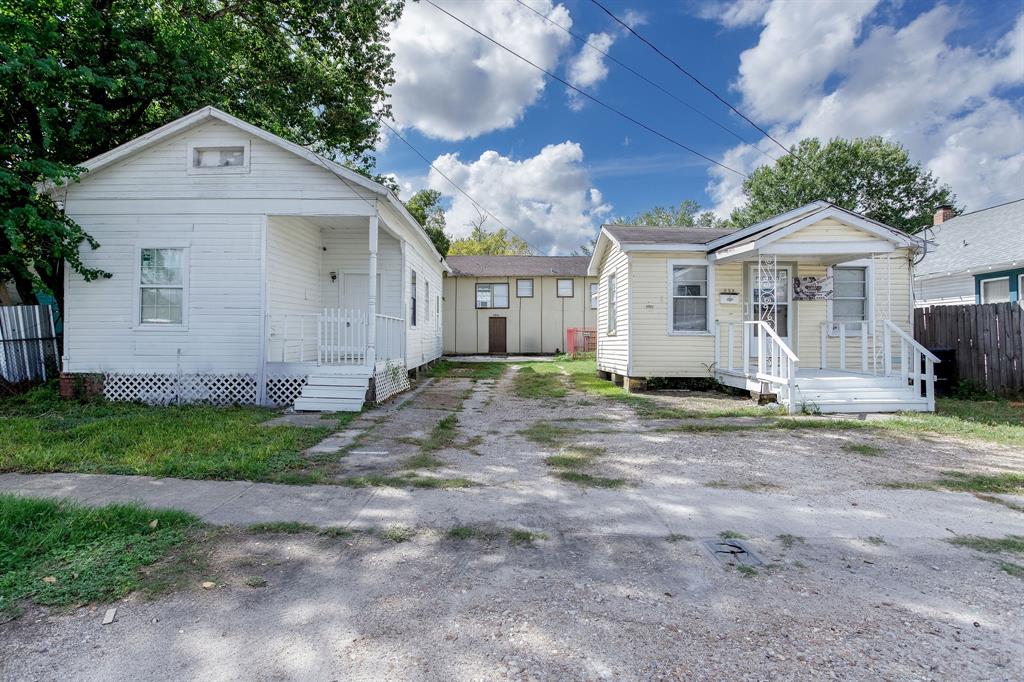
top-left (710, 239), bottom-right (896, 264)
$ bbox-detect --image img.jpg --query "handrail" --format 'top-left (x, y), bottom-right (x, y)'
top-left (715, 320), bottom-right (799, 414)
top-left (883, 320), bottom-right (940, 363)
top-left (747, 320), bottom-right (798, 361)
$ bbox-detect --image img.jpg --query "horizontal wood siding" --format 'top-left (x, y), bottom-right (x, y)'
top-left (776, 218), bottom-right (879, 242)
top-left (596, 245), bottom-right (629, 375)
top-left (320, 225), bottom-right (402, 317)
top-left (267, 217), bottom-right (321, 361)
top-left (442, 275), bottom-right (597, 354)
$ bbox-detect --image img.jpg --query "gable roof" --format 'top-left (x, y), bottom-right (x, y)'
top-left (61, 106), bottom-right (449, 270)
top-left (446, 255), bottom-right (591, 277)
top-left (587, 201), bottom-right (923, 274)
top-left (915, 199), bottom-right (1024, 278)
top-left (602, 226), bottom-right (735, 245)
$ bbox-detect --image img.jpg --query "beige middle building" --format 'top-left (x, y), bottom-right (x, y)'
top-left (443, 256), bottom-right (597, 355)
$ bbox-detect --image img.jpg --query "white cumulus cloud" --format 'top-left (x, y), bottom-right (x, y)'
top-left (706, 2), bottom-right (1024, 215)
top-left (426, 142), bottom-right (611, 254)
top-left (388, 0), bottom-right (572, 141)
top-left (566, 32), bottom-right (616, 110)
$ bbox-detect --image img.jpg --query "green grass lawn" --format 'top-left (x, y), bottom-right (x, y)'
top-left (425, 360), bottom-right (507, 380)
top-left (0, 385), bottom-right (332, 481)
top-left (0, 495), bottom-right (200, 617)
top-left (528, 358), bottom-right (1024, 446)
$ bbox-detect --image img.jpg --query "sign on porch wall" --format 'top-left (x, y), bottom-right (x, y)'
top-left (793, 275), bottom-right (833, 301)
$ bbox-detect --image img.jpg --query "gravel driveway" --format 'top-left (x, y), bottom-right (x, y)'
top-left (2, 363), bottom-right (1022, 680)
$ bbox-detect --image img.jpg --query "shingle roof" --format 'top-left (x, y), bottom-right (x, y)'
top-left (445, 255), bottom-right (591, 277)
top-left (916, 199), bottom-right (1024, 276)
top-left (603, 225), bottom-right (736, 245)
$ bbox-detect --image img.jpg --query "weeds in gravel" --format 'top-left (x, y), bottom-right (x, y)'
top-left (513, 367), bottom-right (568, 399)
top-left (998, 561), bottom-right (1024, 578)
top-left (706, 479), bottom-right (780, 492)
top-left (249, 521), bottom-right (319, 534)
top-left (403, 452), bottom-right (444, 470)
top-left (555, 471), bottom-right (627, 488)
top-left (948, 534), bottom-right (1024, 554)
top-left (0, 495), bottom-right (199, 617)
top-left (508, 529), bottom-right (547, 545)
top-left (974, 494), bottom-right (1024, 513)
top-left (425, 361), bottom-right (506, 381)
top-left (381, 526), bottom-right (415, 543)
top-left (866, 536), bottom-right (887, 545)
top-left (719, 530), bottom-right (747, 540)
top-left (244, 577), bottom-right (268, 588)
top-left (422, 415), bottom-right (459, 453)
top-left (934, 472), bottom-right (1024, 494)
top-left (666, 534), bottom-right (693, 542)
top-left (777, 534), bottom-right (804, 548)
top-left (843, 442), bottom-right (884, 456)
top-left (337, 474), bottom-right (474, 489)
top-left (520, 421), bottom-right (579, 446)
top-left (734, 565), bottom-right (758, 577)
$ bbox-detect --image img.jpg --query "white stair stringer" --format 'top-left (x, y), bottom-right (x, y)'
top-left (293, 373), bottom-right (368, 412)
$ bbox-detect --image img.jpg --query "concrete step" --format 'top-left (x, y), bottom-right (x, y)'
top-left (299, 385), bottom-right (367, 401)
top-left (305, 375), bottom-right (370, 388)
top-left (293, 396), bottom-right (363, 412)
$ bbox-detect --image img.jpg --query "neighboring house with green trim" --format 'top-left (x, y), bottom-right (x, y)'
top-left (914, 199), bottom-right (1024, 306)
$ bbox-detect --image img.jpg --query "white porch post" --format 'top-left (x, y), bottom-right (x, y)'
top-left (366, 213), bottom-right (378, 368)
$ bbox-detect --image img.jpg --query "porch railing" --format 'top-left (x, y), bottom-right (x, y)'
top-left (883, 320), bottom-right (940, 411)
top-left (267, 314), bottom-right (320, 363)
top-left (319, 308), bottom-right (369, 365)
top-left (375, 314), bottom-right (405, 362)
top-left (715, 320), bottom-right (799, 412)
top-left (819, 321), bottom-right (872, 373)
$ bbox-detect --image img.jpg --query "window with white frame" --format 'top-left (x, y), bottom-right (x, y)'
top-left (670, 265), bottom-right (708, 332)
top-left (188, 142), bottom-right (249, 174)
top-left (980, 277), bottom-right (1010, 303)
top-left (476, 283), bottom-right (509, 309)
top-left (832, 266), bottom-right (868, 329)
top-left (410, 269), bottom-right (417, 326)
top-left (557, 278), bottom-right (574, 297)
top-left (516, 278), bottom-right (534, 297)
top-left (139, 248), bottom-right (186, 325)
top-left (606, 274), bottom-right (617, 335)
top-left (589, 282), bottom-right (598, 309)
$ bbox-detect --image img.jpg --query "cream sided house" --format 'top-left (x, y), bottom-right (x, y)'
top-left (442, 256), bottom-right (597, 355)
top-left (54, 107), bottom-right (447, 412)
top-left (588, 202), bottom-right (940, 414)
top-left (914, 199), bottom-right (1024, 306)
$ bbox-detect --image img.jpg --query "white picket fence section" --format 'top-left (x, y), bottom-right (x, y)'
top-left (319, 308), bottom-right (369, 365)
top-left (0, 305), bottom-right (61, 385)
top-left (375, 314), bottom-right (405, 361)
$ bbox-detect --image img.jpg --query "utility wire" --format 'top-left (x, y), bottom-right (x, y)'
top-left (589, 0), bottom-right (792, 159)
top-left (424, 0), bottom-right (747, 178)
top-left (378, 118), bottom-right (547, 255)
top-left (513, 0), bottom-right (781, 165)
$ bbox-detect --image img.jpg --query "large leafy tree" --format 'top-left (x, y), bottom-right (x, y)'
top-left (1, 0), bottom-right (403, 312)
top-left (449, 214), bottom-right (532, 256)
top-left (615, 199), bottom-right (725, 228)
top-left (730, 137), bottom-right (959, 233)
top-left (404, 189), bottom-right (451, 257)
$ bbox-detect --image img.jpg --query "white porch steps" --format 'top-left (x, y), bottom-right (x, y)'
top-left (791, 374), bottom-right (928, 413)
top-left (293, 374), bottom-right (368, 412)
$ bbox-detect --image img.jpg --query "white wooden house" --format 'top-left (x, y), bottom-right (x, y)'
top-left (55, 107), bottom-right (447, 411)
top-left (588, 202), bottom-right (940, 414)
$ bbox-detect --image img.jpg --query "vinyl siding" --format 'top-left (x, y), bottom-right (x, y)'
top-left (595, 245), bottom-right (629, 375)
top-left (442, 275), bottom-right (597, 354)
top-left (775, 217), bottom-right (879, 242)
top-left (267, 217), bottom-right (320, 361)
top-left (914, 272), bottom-right (975, 306)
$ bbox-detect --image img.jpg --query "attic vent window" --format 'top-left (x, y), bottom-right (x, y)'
top-left (187, 141), bottom-right (249, 174)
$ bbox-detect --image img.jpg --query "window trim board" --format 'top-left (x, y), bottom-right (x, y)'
top-left (556, 278), bottom-right (574, 298)
top-left (475, 282), bottom-right (510, 309)
top-left (186, 140), bottom-right (251, 175)
top-left (132, 241), bottom-right (191, 331)
top-left (826, 259), bottom-right (874, 336)
top-left (666, 258), bottom-right (715, 336)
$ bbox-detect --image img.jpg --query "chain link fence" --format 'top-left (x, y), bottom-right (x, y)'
top-left (0, 305), bottom-right (61, 395)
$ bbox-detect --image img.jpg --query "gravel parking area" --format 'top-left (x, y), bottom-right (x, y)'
top-left (2, 362), bottom-right (1022, 679)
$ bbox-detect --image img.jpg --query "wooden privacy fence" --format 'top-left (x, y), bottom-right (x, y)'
top-left (914, 302), bottom-right (1023, 397)
top-left (0, 305), bottom-right (61, 392)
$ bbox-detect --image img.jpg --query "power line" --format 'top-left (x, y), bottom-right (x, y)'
top-left (423, 0), bottom-right (748, 179)
top-left (513, 0), bottom-right (781, 165)
top-left (378, 118), bottom-right (547, 255)
top-left (588, 0), bottom-right (792, 159)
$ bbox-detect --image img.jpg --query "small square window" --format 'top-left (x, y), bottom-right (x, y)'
top-left (188, 142), bottom-right (249, 174)
top-left (516, 279), bottom-right (534, 297)
top-left (557, 278), bottom-right (574, 297)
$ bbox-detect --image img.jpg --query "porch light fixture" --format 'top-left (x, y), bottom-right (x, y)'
top-left (330, 271), bottom-right (337, 282)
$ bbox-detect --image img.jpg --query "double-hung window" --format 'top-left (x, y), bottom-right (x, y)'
top-left (410, 270), bottom-right (417, 326)
top-left (516, 278), bottom-right (534, 297)
top-left (980, 277), bottom-right (1010, 304)
top-left (589, 282), bottom-right (598, 309)
top-left (832, 266), bottom-right (868, 333)
top-left (139, 247), bottom-right (186, 326)
top-left (606, 274), bottom-right (617, 335)
top-left (475, 283), bottom-right (509, 309)
top-left (557, 278), bottom-right (574, 297)
top-left (670, 265), bottom-right (708, 332)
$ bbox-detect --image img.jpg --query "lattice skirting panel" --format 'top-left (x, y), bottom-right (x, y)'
top-left (103, 373), bottom-right (257, 406)
top-left (374, 360), bottom-right (410, 403)
top-left (264, 374), bottom-right (308, 407)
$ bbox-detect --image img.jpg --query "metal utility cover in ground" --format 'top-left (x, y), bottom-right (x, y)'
top-left (704, 539), bottom-right (763, 568)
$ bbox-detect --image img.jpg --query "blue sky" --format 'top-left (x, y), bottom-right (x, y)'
top-left (377, 0), bottom-right (1024, 254)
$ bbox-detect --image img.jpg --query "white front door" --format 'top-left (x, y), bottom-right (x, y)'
top-left (747, 264), bottom-right (792, 355)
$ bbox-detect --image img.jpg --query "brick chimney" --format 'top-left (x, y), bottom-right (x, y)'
top-left (933, 205), bottom-right (955, 225)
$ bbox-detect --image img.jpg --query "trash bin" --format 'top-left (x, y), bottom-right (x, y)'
top-left (928, 348), bottom-right (957, 396)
